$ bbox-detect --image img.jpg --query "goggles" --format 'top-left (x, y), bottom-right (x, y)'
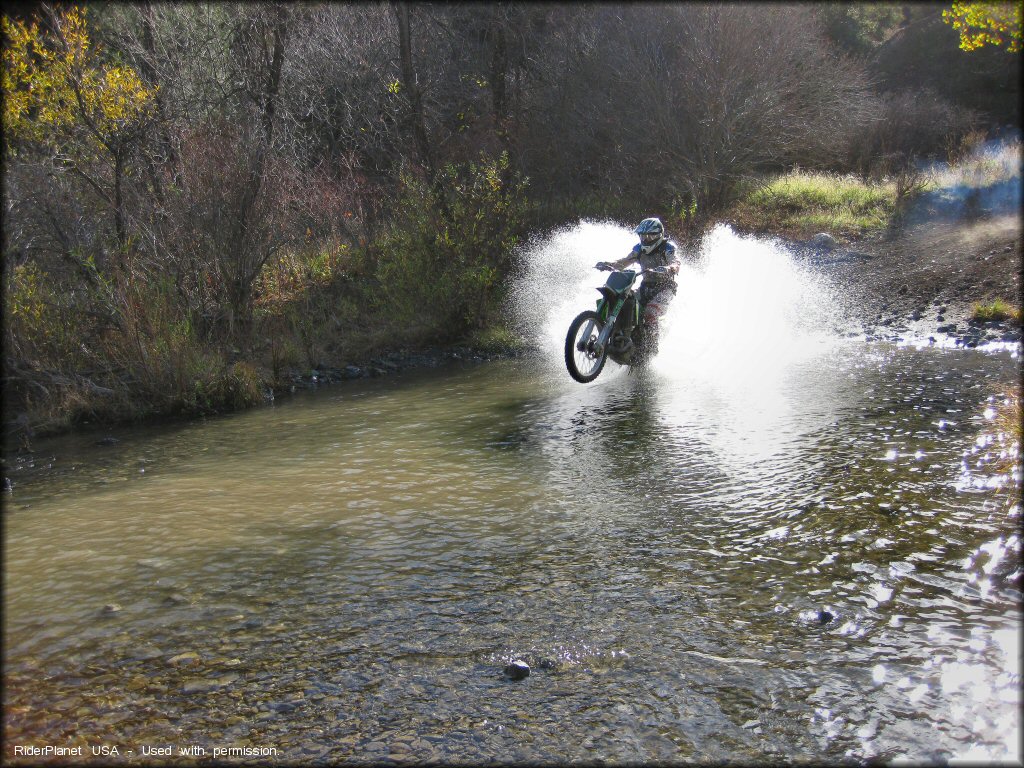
top-left (641, 232), bottom-right (661, 244)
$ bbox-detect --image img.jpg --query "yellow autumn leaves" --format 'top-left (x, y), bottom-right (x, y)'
top-left (942, 1), bottom-right (1022, 53)
top-left (2, 6), bottom-right (157, 148)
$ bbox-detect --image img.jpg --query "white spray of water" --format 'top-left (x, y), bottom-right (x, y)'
top-left (509, 220), bottom-right (638, 370)
top-left (510, 219), bottom-right (846, 383)
top-left (509, 220), bottom-right (854, 467)
top-left (658, 224), bottom-right (844, 379)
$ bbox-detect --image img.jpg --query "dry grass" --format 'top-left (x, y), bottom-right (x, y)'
top-left (928, 137), bottom-right (1022, 190)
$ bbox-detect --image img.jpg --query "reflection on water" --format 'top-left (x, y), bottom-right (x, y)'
top-left (3, 342), bottom-right (1020, 764)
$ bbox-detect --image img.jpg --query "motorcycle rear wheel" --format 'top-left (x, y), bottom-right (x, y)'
top-left (565, 310), bottom-right (608, 383)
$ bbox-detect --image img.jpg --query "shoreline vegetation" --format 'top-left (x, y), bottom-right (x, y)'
top-left (2, 4), bottom-right (1021, 450)
top-left (5, 137), bottom-right (1021, 449)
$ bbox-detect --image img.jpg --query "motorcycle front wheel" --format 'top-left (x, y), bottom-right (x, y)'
top-left (565, 310), bottom-right (608, 383)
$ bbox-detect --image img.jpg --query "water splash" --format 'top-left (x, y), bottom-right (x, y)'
top-left (657, 224), bottom-right (844, 379)
top-left (509, 219), bottom-right (636, 370)
top-left (510, 219), bottom-right (847, 381)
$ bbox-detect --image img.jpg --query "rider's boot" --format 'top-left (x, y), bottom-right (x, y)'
top-left (643, 317), bottom-right (660, 358)
top-left (631, 323), bottom-right (657, 368)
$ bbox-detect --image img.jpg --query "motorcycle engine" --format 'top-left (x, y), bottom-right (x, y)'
top-left (609, 330), bottom-right (634, 356)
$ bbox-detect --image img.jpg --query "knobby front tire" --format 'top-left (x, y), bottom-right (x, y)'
top-left (565, 310), bottom-right (608, 383)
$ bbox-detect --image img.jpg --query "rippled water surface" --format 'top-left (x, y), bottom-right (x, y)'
top-left (4, 340), bottom-right (1020, 764)
top-left (5, 222), bottom-right (1022, 763)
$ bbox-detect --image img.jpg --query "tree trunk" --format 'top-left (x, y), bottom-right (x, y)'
top-left (139, 1), bottom-right (177, 171)
top-left (393, 2), bottom-right (434, 176)
top-left (114, 147), bottom-right (126, 253)
top-left (489, 13), bottom-right (508, 129)
top-left (262, 3), bottom-right (288, 145)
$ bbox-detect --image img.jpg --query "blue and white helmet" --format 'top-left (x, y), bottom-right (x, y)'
top-left (635, 217), bottom-right (665, 254)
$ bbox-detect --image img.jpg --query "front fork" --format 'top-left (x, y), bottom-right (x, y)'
top-left (579, 297), bottom-right (625, 355)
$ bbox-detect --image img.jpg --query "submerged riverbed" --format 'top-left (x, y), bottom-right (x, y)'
top-left (3, 339), bottom-right (1020, 764)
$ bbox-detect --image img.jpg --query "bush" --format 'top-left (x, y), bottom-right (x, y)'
top-left (215, 362), bottom-right (266, 411)
top-left (847, 89), bottom-right (978, 178)
top-left (374, 151), bottom-right (531, 339)
top-left (467, 324), bottom-right (529, 355)
top-left (4, 262), bottom-right (84, 368)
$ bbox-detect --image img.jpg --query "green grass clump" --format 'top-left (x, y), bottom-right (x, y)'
top-left (731, 172), bottom-right (897, 240)
top-left (971, 299), bottom-right (1022, 323)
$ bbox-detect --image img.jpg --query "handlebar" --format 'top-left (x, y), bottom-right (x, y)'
top-left (595, 261), bottom-right (669, 276)
top-left (598, 264), bottom-right (667, 276)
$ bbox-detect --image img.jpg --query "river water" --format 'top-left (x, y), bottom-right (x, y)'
top-left (3, 224), bottom-right (1021, 764)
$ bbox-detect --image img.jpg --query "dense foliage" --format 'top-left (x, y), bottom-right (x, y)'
top-left (943, 2), bottom-right (1022, 52)
top-left (2, 2), bottom-right (1019, 438)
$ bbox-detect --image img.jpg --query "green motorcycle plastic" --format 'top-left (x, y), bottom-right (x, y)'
top-left (564, 269), bottom-right (650, 383)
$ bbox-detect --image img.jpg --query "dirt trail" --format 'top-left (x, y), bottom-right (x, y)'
top-left (814, 212), bottom-right (1021, 345)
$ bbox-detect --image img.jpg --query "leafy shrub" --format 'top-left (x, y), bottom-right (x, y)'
top-left (374, 151), bottom-right (532, 339)
top-left (4, 262), bottom-right (82, 366)
top-left (255, 244), bottom-right (353, 307)
top-left (467, 324), bottom-right (528, 355)
top-left (215, 362), bottom-right (266, 411)
top-left (172, 355), bottom-right (265, 416)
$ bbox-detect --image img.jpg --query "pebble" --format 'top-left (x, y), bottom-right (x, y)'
top-left (182, 673), bottom-right (239, 694)
top-left (168, 652), bottom-right (202, 666)
top-left (503, 660), bottom-right (531, 680)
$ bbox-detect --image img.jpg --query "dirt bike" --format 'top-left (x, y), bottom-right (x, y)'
top-left (564, 263), bottom-right (669, 383)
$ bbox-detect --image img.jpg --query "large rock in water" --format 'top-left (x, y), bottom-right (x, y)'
top-left (503, 660), bottom-right (530, 680)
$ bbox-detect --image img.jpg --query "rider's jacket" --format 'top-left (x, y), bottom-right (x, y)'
top-left (611, 239), bottom-right (681, 289)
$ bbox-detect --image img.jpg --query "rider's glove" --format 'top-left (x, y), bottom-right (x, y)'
top-left (595, 261), bottom-right (613, 271)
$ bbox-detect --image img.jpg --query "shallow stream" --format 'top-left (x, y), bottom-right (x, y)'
top-left (4, 224), bottom-right (1020, 764)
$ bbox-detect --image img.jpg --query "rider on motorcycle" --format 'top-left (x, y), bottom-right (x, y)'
top-left (595, 217), bottom-right (681, 348)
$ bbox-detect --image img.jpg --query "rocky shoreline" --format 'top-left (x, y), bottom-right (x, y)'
top-left (270, 344), bottom-right (529, 395)
top-left (790, 212), bottom-right (1021, 351)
